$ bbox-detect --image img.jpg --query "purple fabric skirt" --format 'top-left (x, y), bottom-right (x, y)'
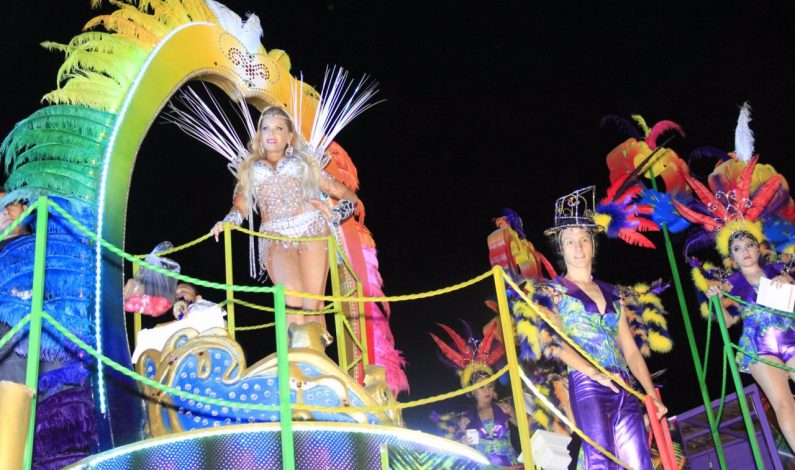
top-left (755, 327), bottom-right (795, 366)
top-left (569, 370), bottom-right (652, 470)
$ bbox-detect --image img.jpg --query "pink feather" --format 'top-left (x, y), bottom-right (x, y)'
top-left (647, 120), bottom-right (686, 149)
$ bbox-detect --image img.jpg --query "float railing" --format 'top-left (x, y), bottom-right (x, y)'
top-left (3, 197), bottom-right (679, 469)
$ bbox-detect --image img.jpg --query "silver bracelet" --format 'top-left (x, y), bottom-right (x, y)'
top-left (330, 199), bottom-right (355, 225)
top-left (222, 208), bottom-right (243, 226)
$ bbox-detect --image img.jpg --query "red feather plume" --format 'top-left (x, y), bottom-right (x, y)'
top-left (429, 332), bottom-right (467, 369)
top-left (684, 173), bottom-right (729, 220)
top-left (671, 198), bottom-right (722, 231)
top-left (746, 174), bottom-right (784, 221)
top-left (618, 229), bottom-right (656, 248)
top-left (735, 156), bottom-right (759, 203)
top-left (436, 323), bottom-right (472, 357)
top-left (476, 322), bottom-right (505, 365)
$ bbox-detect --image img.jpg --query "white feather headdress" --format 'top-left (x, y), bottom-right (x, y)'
top-left (165, 67), bottom-right (380, 174)
top-left (734, 102), bottom-right (754, 162)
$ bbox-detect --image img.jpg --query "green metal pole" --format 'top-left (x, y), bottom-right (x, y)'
top-left (380, 443), bottom-right (389, 469)
top-left (710, 296), bottom-right (765, 469)
top-left (22, 197), bottom-right (49, 469)
top-left (223, 223), bottom-right (236, 340)
top-left (648, 170), bottom-right (728, 469)
top-left (273, 284), bottom-right (295, 469)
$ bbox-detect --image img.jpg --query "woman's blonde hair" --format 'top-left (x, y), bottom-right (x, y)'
top-left (235, 106), bottom-right (321, 211)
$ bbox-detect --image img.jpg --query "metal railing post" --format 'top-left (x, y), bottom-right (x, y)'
top-left (355, 281), bottom-right (369, 367)
top-left (492, 265), bottom-right (533, 469)
top-left (273, 284), bottom-right (295, 469)
top-left (327, 236), bottom-right (350, 374)
top-left (648, 169), bottom-right (728, 469)
top-left (223, 222), bottom-right (236, 339)
top-left (22, 197), bottom-right (49, 469)
top-left (710, 296), bottom-right (765, 469)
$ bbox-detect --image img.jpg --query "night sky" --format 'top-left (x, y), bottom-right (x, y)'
top-left (3, 0), bottom-right (795, 435)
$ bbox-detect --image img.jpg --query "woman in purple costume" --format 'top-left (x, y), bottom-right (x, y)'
top-left (459, 372), bottom-right (518, 466)
top-left (544, 186), bottom-right (667, 469)
top-left (708, 230), bottom-right (795, 450)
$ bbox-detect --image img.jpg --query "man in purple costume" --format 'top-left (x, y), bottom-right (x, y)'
top-left (543, 186), bottom-right (667, 469)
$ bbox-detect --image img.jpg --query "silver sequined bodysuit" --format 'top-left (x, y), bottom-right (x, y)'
top-left (251, 157), bottom-right (331, 269)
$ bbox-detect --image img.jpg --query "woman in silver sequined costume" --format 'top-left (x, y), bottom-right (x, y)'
top-left (211, 106), bottom-right (359, 327)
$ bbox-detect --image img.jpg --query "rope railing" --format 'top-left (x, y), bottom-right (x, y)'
top-left (284, 270), bottom-right (496, 302)
top-left (227, 298), bottom-right (334, 316)
top-left (48, 199), bottom-right (494, 303)
top-left (722, 292), bottom-right (795, 321)
top-left (235, 321), bottom-right (276, 331)
top-left (134, 233), bottom-right (214, 258)
top-left (25, 309), bottom-right (515, 414)
top-left (48, 201), bottom-right (276, 294)
top-left (0, 314), bottom-right (31, 351)
top-left (503, 276), bottom-right (647, 402)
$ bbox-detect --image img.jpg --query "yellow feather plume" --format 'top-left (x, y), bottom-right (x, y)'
top-left (691, 267), bottom-right (710, 294)
top-left (460, 362), bottom-right (493, 389)
top-left (593, 212), bottom-right (612, 232)
top-left (516, 320), bottom-right (541, 359)
top-left (534, 409), bottom-right (550, 430)
top-left (106, 1), bottom-right (171, 35)
top-left (631, 114), bottom-right (651, 137)
top-left (699, 301), bottom-right (710, 319)
top-left (638, 293), bottom-right (664, 310)
top-left (513, 302), bottom-right (538, 321)
top-left (642, 308), bottom-right (667, 327)
top-left (632, 282), bottom-right (650, 294)
top-left (41, 88), bottom-right (121, 113)
top-left (649, 332), bottom-right (673, 353)
top-left (269, 50), bottom-right (291, 71)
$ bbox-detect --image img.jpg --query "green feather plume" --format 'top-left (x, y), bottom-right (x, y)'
top-left (631, 114), bottom-right (650, 138)
top-left (7, 144), bottom-right (101, 173)
top-left (1, 105), bottom-right (112, 204)
top-left (2, 105), bottom-right (114, 147)
top-left (4, 161), bottom-right (99, 202)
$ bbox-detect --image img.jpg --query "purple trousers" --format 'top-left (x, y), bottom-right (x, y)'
top-left (569, 370), bottom-right (652, 470)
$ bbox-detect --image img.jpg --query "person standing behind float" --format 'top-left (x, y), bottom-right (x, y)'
top-left (667, 103), bottom-right (795, 451)
top-left (211, 106), bottom-right (359, 328)
top-left (706, 230), bottom-right (795, 450)
top-left (542, 186), bottom-right (666, 470)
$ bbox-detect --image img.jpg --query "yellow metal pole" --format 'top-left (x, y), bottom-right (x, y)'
top-left (492, 265), bottom-right (533, 469)
top-left (356, 281), bottom-right (370, 367)
top-left (223, 222), bottom-right (236, 340)
top-left (133, 313), bottom-right (141, 347)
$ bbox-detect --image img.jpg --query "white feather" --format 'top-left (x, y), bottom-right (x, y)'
top-left (240, 13), bottom-right (263, 54)
top-left (206, 1), bottom-right (263, 54)
top-left (163, 84), bottom-right (254, 176)
top-left (307, 67), bottom-right (383, 163)
top-left (734, 101), bottom-right (754, 162)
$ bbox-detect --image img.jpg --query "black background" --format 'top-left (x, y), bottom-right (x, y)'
top-left (3, 0), bottom-right (795, 436)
